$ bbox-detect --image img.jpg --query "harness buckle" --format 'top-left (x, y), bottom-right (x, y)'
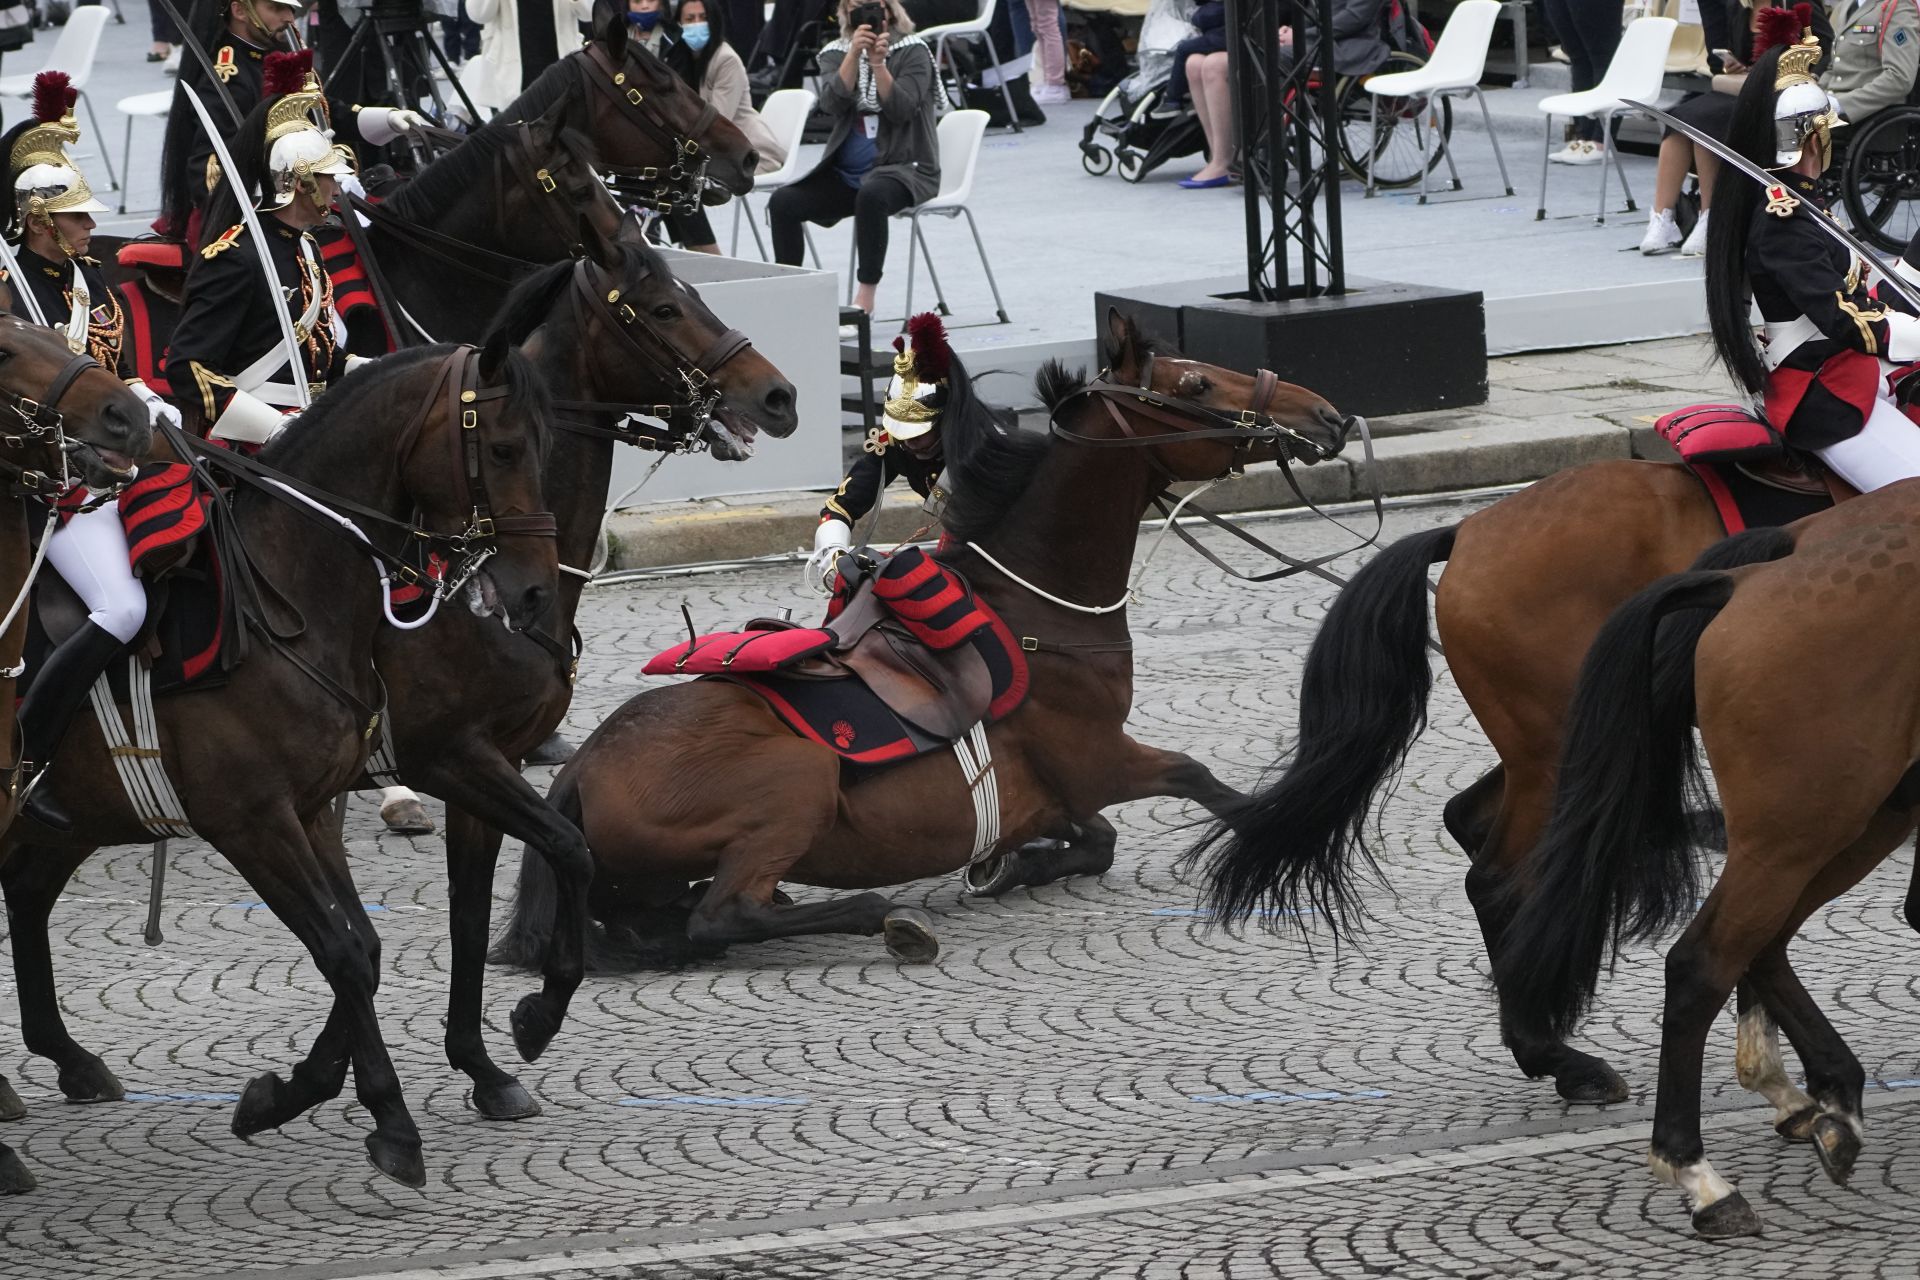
top-left (16, 470), bottom-right (41, 492)
top-left (1020, 636), bottom-right (1039, 652)
top-left (626, 88), bottom-right (645, 107)
top-left (617, 303), bottom-right (638, 324)
top-left (462, 408), bottom-right (478, 430)
top-left (684, 367), bottom-right (710, 389)
top-left (536, 167), bottom-right (557, 194)
top-left (469, 513), bottom-right (496, 539)
top-left (395, 564), bottom-right (422, 586)
top-left (16, 397), bottom-right (40, 421)
top-left (1237, 409), bottom-right (1261, 428)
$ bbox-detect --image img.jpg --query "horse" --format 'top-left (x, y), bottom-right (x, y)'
top-left (1494, 486), bottom-right (1920, 1238)
top-left (493, 309), bottom-right (1353, 967)
top-left (0, 339), bottom-right (558, 1191)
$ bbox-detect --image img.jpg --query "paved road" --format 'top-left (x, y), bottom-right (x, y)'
top-left (4, 495), bottom-right (1920, 1280)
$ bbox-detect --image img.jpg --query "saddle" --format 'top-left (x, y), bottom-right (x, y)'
top-left (643, 546), bottom-right (1029, 766)
top-left (1655, 402), bottom-right (1844, 534)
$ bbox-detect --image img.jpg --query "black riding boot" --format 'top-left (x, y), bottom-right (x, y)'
top-left (18, 620), bottom-right (126, 831)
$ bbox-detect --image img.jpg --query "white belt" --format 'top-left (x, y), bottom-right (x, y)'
top-left (234, 244), bottom-right (333, 407)
top-left (1761, 314), bottom-right (1822, 372)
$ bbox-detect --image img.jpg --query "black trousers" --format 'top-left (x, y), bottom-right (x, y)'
top-left (1538, 0), bottom-right (1623, 140)
top-left (769, 168), bottom-right (916, 285)
top-left (665, 206), bottom-right (718, 248)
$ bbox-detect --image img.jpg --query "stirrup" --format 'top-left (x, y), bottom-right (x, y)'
top-left (16, 762), bottom-right (71, 831)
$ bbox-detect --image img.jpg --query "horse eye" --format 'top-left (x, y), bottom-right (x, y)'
top-left (652, 304), bottom-right (677, 320)
top-left (489, 442), bottom-right (517, 465)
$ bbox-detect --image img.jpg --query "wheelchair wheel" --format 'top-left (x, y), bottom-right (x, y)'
top-left (1843, 106), bottom-right (1920, 254)
top-left (1335, 52), bottom-right (1451, 189)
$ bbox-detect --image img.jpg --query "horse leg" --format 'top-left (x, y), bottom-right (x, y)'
top-left (231, 1003), bottom-right (352, 1136)
top-left (967, 813), bottom-right (1118, 898)
top-left (0, 1140), bottom-right (32, 1194)
top-left (1107, 739), bottom-right (1248, 821)
top-left (442, 804), bottom-right (538, 1119)
top-left (1731, 981), bottom-right (1818, 1141)
top-left (1, 843), bottom-right (126, 1103)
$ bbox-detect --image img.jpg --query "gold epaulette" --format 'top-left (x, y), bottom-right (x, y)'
top-left (201, 225), bottom-right (246, 260)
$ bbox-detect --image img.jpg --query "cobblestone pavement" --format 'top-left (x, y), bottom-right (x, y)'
top-left (5, 494), bottom-right (1920, 1280)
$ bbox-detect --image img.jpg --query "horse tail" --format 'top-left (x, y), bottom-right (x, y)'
top-left (486, 775), bottom-right (580, 971)
top-left (1495, 569), bottom-right (1738, 1044)
top-left (1188, 523), bottom-right (1455, 936)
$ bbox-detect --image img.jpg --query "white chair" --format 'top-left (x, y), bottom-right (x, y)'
top-left (918, 0), bottom-right (1022, 134)
top-left (730, 88), bottom-right (819, 265)
top-left (1362, 0), bottom-right (1511, 206)
top-left (114, 90), bottom-right (170, 215)
top-left (847, 109), bottom-right (1008, 325)
top-left (1535, 16), bottom-right (1676, 225)
top-left (0, 7), bottom-right (115, 189)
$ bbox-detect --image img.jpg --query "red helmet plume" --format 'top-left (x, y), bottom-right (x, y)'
top-left (30, 72), bottom-right (75, 126)
top-left (902, 311), bottom-right (952, 383)
top-left (262, 49), bottom-right (315, 99)
top-left (1753, 4), bottom-right (1814, 61)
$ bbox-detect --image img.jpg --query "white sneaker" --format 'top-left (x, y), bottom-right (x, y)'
top-left (1679, 210), bottom-right (1710, 257)
top-left (1640, 208), bottom-right (1682, 255)
top-left (1031, 82), bottom-right (1071, 104)
top-left (1549, 139), bottom-right (1604, 166)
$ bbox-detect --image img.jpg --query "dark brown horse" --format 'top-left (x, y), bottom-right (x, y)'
top-left (0, 341), bottom-right (558, 1191)
top-left (495, 310), bottom-right (1352, 965)
top-left (1496, 486), bottom-right (1920, 1238)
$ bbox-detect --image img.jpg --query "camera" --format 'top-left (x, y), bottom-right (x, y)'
top-left (849, 2), bottom-right (887, 33)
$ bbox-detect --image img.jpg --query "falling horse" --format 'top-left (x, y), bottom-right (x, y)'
top-left (494, 309), bottom-right (1352, 965)
top-left (0, 230), bottom-right (797, 1125)
top-left (1497, 482), bottom-right (1920, 1238)
top-left (0, 341), bottom-right (558, 1191)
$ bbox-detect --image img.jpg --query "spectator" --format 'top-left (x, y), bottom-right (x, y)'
top-left (441, 0), bottom-right (483, 65)
top-left (1024, 0), bottom-right (1068, 103)
top-left (1827, 0), bottom-right (1920, 121)
top-left (769, 0), bottom-right (938, 319)
top-left (1277, 0), bottom-right (1389, 77)
top-left (147, 0), bottom-right (179, 61)
top-left (1181, 49), bottom-right (1232, 186)
top-left (903, 0), bottom-right (1047, 125)
top-left (627, 0), bottom-right (680, 59)
top-left (1539, 0), bottom-right (1624, 164)
top-left (662, 0), bottom-right (787, 252)
top-left (464, 0), bottom-right (593, 108)
top-left (1155, 0), bottom-right (1224, 115)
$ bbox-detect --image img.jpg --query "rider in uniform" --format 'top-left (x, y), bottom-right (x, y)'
top-left (0, 76), bottom-right (184, 828)
top-left (1706, 32), bottom-right (1920, 491)
top-left (807, 313), bottom-right (957, 591)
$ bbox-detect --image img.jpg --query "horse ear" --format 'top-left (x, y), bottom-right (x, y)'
top-left (479, 331), bottom-right (510, 383)
top-left (1104, 306), bottom-right (1132, 368)
top-left (577, 211), bottom-right (618, 270)
top-left (599, 5), bottom-right (629, 59)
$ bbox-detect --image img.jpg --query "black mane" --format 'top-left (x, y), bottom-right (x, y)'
top-left (1033, 311), bottom-right (1175, 412)
top-left (383, 117), bottom-right (520, 226)
top-left (939, 358), bottom-right (1051, 545)
top-left (485, 239), bottom-right (672, 347)
top-left (496, 50), bottom-right (585, 127)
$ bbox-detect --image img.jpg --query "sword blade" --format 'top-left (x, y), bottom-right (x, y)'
top-left (0, 237), bottom-right (49, 327)
top-left (1624, 98), bottom-right (1920, 313)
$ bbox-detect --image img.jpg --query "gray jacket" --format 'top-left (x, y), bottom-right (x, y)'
top-left (812, 37), bottom-right (941, 205)
top-left (1828, 0), bottom-right (1920, 122)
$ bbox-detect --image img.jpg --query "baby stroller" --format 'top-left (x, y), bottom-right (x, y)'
top-left (1079, 0), bottom-right (1207, 181)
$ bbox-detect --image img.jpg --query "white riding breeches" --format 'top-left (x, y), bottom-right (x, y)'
top-left (1815, 398), bottom-right (1920, 493)
top-left (45, 500), bottom-right (146, 643)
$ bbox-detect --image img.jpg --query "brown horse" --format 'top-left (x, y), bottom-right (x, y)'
top-left (0, 340), bottom-right (557, 1191)
top-left (1496, 485), bottom-right (1920, 1237)
top-left (493, 310), bottom-right (1352, 965)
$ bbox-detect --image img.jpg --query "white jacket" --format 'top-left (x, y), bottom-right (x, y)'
top-left (463, 0), bottom-right (596, 111)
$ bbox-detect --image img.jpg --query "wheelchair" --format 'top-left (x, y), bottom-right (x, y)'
top-left (1831, 102), bottom-right (1920, 254)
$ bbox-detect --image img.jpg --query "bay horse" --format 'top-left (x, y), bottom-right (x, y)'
top-left (0, 341), bottom-right (558, 1191)
top-left (494, 309), bottom-right (1352, 965)
top-left (1496, 487), bottom-right (1920, 1238)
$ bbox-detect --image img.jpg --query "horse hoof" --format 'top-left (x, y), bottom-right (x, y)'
top-left (231, 1071), bottom-right (290, 1137)
top-left (1775, 1104), bottom-right (1819, 1143)
top-left (1812, 1114), bottom-right (1861, 1185)
top-left (961, 849), bottom-right (1023, 898)
top-left (469, 1080), bottom-right (541, 1121)
top-left (1692, 1191), bottom-right (1762, 1240)
top-left (524, 732), bottom-right (576, 767)
top-left (0, 1147), bottom-right (35, 1195)
top-left (380, 797), bottom-right (435, 836)
top-left (510, 996), bottom-right (561, 1064)
top-left (365, 1133), bottom-right (426, 1189)
top-left (0, 1078), bottom-right (26, 1121)
top-left (57, 1056), bottom-right (125, 1104)
top-left (1554, 1057), bottom-right (1629, 1106)
top-left (882, 908), bottom-right (940, 963)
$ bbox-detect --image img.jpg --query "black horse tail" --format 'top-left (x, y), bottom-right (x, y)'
top-left (487, 775), bottom-right (581, 970)
top-left (1495, 568), bottom-right (1740, 1044)
top-left (1187, 524), bottom-right (1456, 936)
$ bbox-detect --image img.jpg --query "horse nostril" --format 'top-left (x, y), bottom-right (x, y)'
top-left (742, 151), bottom-right (761, 175)
top-left (765, 383), bottom-right (795, 417)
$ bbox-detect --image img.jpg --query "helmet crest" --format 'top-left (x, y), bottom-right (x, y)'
top-left (1753, 4), bottom-right (1812, 61)
top-left (262, 49), bottom-right (315, 100)
top-left (30, 72), bottom-right (75, 127)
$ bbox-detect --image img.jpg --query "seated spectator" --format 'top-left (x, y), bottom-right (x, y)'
top-left (768, 0), bottom-right (939, 319)
top-left (1155, 0), bottom-right (1224, 116)
top-left (464, 0), bottom-right (594, 110)
top-left (1276, 0), bottom-right (1389, 78)
top-left (1828, 0), bottom-right (1920, 121)
top-left (1181, 49), bottom-right (1233, 187)
top-left (663, 0), bottom-right (789, 252)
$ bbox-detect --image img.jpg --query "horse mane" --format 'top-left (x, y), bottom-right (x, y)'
top-left (485, 239), bottom-right (672, 346)
top-left (383, 117), bottom-right (519, 225)
top-left (1033, 311), bottom-right (1174, 412)
top-left (495, 49), bottom-right (584, 126)
top-left (938, 358), bottom-right (1050, 545)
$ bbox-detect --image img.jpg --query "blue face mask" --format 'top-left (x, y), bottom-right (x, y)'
top-left (681, 21), bottom-right (710, 49)
top-left (627, 8), bottom-right (661, 30)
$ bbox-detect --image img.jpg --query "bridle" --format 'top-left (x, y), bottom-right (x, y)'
top-left (0, 349), bottom-right (99, 498)
top-left (580, 42), bottom-right (717, 214)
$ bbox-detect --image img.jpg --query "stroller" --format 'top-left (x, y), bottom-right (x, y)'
top-left (1078, 0), bottom-right (1207, 182)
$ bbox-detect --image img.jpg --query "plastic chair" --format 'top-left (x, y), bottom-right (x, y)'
top-left (0, 7), bottom-right (116, 190)
top-left (1534, 16), bottom-right (1676, 225)
top-left (846, 109), bottom-right (1008, 326)
top-left (114, 90), bottom-right (170, 215)
top-left (1362, 0), bottom-right (1511, 206)
top-left (918, 0), bottom-right (1022, 134)
top-left (731, 88), bottom-right (820, 264)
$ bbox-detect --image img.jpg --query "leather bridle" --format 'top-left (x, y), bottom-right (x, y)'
top-left (0, 350), bottom-right (105, 498)
top-left (580, 43), bottom-right (718, 214)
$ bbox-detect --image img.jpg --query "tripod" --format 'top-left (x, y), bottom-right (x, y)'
top-left (323, 0), bottom-right (481, 168)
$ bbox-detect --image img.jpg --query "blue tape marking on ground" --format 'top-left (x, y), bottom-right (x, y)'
top-left (1190, 1088), bottom-right (1391, 1104)
top-left (1877, 1079), bottom-right (1920, 1090)
top-left (225, 902), bottom-right (387, 912)
top-left (1151, 906), bottom-right (1315, 919)
top-left (125, 1091), bottom-right (244, 1103)
top-left (619, 1095), bottom-right (809, 1107)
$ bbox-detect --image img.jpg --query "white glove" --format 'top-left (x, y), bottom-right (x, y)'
top-left (344, 353), bottom-right (374, 375)
top-left (355, 106), bottom-right (429, 147)
top-left (127, 379), bottom-right (181, 432)
top-left (210, 388), bottom-right (291, 445)
top-left (805, 519), bottom-right (851, 595)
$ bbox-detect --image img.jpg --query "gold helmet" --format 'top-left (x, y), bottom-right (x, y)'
top-left (259, 50), bottom-right (354, 211)
top-left (1772, 33), bottom-right (1844, 169)
top-left (882, 313), bottom-right (954, 443)
top-left (7, 71), bottom-right (108, 246)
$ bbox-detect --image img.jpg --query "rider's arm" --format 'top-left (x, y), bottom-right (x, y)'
top-left (1761, 216), bottom-right (1920, 360)
top-left (1836, 0), bottom-right (1920, 121)
top-left (164, 236), bottom-right (284, 440)
top-left (820, 450), bottom-right (888, 527)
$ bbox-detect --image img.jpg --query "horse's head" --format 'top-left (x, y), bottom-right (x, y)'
top-left (0, 316), bottom-right (149, 490)
top-left (583, 219), bottom-right (797, 457)
top-left (1097, 308), bottom-right (1352, 478)
top-left (589, 13), bottom-right (759, 201)
top-left (402, 341), bottom-right (558, 632)
top-left (506, 109), bottom-right (628, 252)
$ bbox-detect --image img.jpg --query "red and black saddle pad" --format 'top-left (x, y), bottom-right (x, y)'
top-left (643, 624), bottom-right (836, 675)
top-left (120, 462), bottom-right (213, 578)
top-left (1655, 403), bottom-right (1785, 465)
top-left (827, 545), bottom-right (993, 651)
top-left (1687, 459), bottom-right (1835, 536)
top-left (317, 225), bottom-right (381, 330)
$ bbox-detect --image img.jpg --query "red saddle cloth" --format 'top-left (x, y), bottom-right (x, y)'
top-left (1655, 403), bottom-right (1834, 535)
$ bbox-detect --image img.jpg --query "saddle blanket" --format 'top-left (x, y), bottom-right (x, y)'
top-left (1655, 403), bottom-right (1835, 534)
top-left (1688, 459), bottom-right (1834, 537)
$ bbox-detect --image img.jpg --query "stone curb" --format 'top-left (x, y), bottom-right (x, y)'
top-left (603, 417), bottom-right (1635, 571)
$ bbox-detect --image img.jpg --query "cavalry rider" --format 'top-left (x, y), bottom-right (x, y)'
top-left (1706, 31), bottom-right (1920, 490)
top-left (161, 52), bottom-right (437, 835)
top-left (807, 313), bottom-right (965, 591)
top-left (0, 76), bottom-right (184, 829)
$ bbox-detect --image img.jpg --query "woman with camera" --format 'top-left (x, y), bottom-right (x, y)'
top-left (767, 0), bottom-right (938, 319)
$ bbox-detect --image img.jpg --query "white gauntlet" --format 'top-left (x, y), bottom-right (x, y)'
top-left (127, 379), bottom-right (181, 432)
top-left (355, 106), bottom-right (429, 147)
top-left (804, 519), bottom-right (851, 595)
top-left (211, 388), bottom-right (291, 445)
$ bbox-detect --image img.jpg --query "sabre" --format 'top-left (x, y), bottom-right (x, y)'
top-left (177, 80), bottom-right (313, 411)
top-left (1625, 98), bottom-right (1920, 313)
top-left (0, 236), bottom-right (48, 327)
